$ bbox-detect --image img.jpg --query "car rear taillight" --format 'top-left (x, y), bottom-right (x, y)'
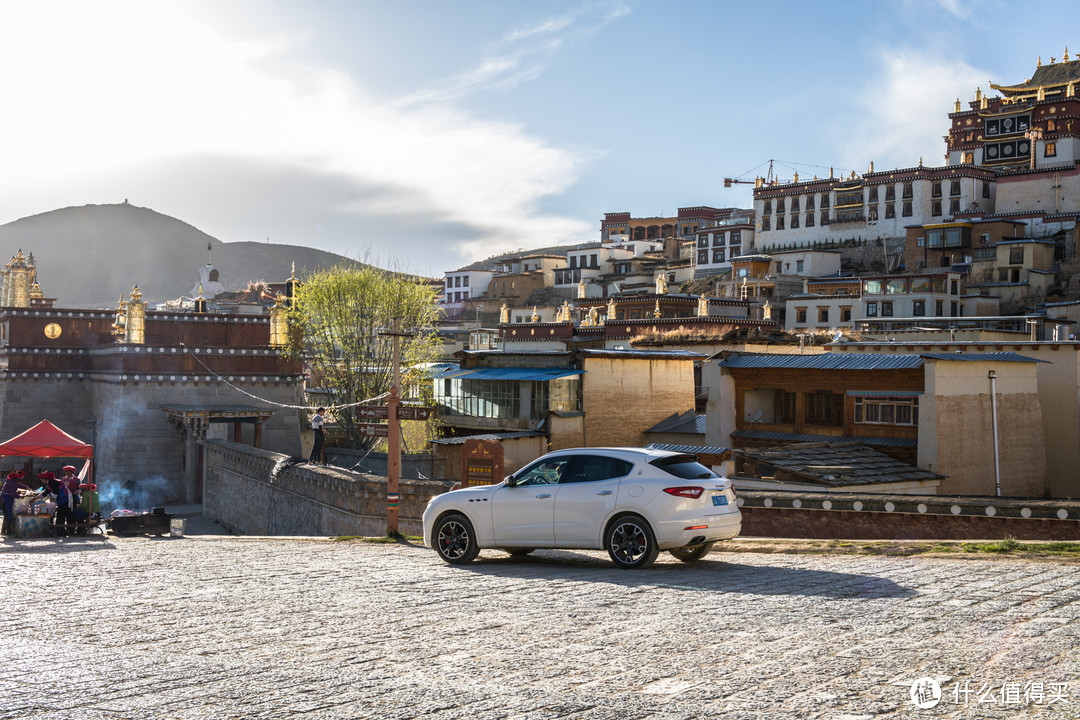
top-left (663, 486), bottom-right (704, 498)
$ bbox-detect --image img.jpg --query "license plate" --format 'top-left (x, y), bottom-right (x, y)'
top-left (712, 495), bottom-right (728, 506)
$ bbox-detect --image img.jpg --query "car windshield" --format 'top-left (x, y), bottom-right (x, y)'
top-left (649, 454), bottom-right (717, 479)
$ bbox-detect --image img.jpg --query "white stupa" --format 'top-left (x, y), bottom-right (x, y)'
top-left (190, 242), bottom-right (226, 299)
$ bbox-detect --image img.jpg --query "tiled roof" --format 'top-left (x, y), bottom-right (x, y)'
top-left (920, 352), bottom-right (1043, 363)
top-left (733, 441), bottom-right (942, 486)
top-left (733, 429), bottom-right (918, 448)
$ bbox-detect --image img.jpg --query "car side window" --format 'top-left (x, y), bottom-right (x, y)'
top-left (514, 457), bottom-right (570, 486)
top-left (559, 455), bottom-right (634, 484)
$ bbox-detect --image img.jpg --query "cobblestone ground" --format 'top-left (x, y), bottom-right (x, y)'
top-left (1, 534), bottom-right (1078, 719)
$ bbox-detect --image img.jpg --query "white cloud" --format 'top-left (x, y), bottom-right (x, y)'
top-left (0, 1), bottom-right (613, 268)
top-left (841, 51), bottom-right (988, 171)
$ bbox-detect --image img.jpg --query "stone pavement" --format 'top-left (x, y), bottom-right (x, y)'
top-left (1, 535), bottom-right (1077, 719)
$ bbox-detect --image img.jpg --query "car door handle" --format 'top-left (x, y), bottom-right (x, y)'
top-left (535, 493), bottom-right (552, 498)
top-left (596, 490), bottom-right (614, 495)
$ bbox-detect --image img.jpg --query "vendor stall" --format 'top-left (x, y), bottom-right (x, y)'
top-left (0, 420), bottom-right (95, 537)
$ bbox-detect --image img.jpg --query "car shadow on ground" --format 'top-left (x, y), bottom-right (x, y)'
top-left (453, 549), bottom-right (916, 599)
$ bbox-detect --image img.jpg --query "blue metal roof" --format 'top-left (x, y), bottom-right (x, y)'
top-left (718, 353), bottom-right (924, 370)
top-left (921, 352), bottom-right (1043, 363)
top-left (444, 367), bottom-right (585, 381)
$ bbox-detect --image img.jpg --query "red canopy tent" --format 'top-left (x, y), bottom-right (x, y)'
top-left (0, 420), bottom-right (94, 481)
top-left (0, 420), bottom-right (93, 458)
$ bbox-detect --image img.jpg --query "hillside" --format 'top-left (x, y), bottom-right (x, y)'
top-left (0, 203), bottom-right (370, 307)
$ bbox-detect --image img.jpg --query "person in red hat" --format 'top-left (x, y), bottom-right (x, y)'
top-left (72, 483), bottom-right (101, 532)
top-left (37, 471), bottom-right (61, 498)
top-left (61, 466), bottom-right (80, 494)
top-left (54, 469), bottom-right (80, 537)
top-left (2, 471), bottom-right (31, 535)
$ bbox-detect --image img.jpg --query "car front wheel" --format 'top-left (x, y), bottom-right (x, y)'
top-left (433, 513), bottom-right (480, 565)
top-left (606, 515), bottom-right (659, 569)
top-left (669, 542), bottom-right (714, 562)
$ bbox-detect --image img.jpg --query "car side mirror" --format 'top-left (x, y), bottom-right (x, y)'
top-left (505, 475), bottom-right (517, 487)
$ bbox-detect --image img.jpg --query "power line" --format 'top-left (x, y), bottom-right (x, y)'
top-left (178, 343), bottom-right (389, 411)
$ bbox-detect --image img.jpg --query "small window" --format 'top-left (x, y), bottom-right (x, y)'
top-left (903, 183), bottom-right (913, 199)
top-left (982, 181), bottom-right (991, 199)
top-left (885, 185), bottom-right (896, 202)
top-left (792, 197), bottom-right (800, 211)
top-left (763, 200), bottom-right (772, 215)
top-left (777, 216), bottom-right (785, 230)
top-left (649, 455), bottom-right (717, 480)
top-left (932, 201), bottom-right (942, 217)
top-left (913, 300), bottom-right (925, 316)
top-left (791, 214), bottom-right (800, 229)
top-left (931, 182), bottom-right (942, 198)
top-left (882, 301), bottom-right (893, 317)
top-left (841, 307), bottom-right (852, 322)
top-left (762, 217), bottom-right (771, 231)
top-left (950, 199), bottom-right (960, 214)
top-left (950, 179), bottom-right (961, 196)
top-left (936, 300), bottom-right (943, 316)
top-left (885, 204), bottom-right (896, 219)
top-left (796, 260), bottom-right (805, 272)
top-left (806, 213), bottom-right (815, 227)
top-left (902, 201), bottom-right (912, 217)
top-left (866, 301), bottom-right (878, 317)
top-left (796, 307), bottom-right (807, 323)
top-left (820, 194), bottom-right (830, 208)
top-left (1045, 142), bottom-right (1057, 158)
top-left (869, 187), bottom-right (879, 202)
top-left (818, 307), bottom-right (829, 322)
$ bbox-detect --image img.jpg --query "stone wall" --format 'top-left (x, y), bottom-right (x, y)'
top-left (90, 378), bottom-right (302, 503)
top-left (203, 440), bottom-right (453, 537)
top-left (737, 490), bottom-right (1080, 541)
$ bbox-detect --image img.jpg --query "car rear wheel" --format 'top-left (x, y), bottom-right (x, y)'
top-left (606, 515), bottom-right (659, 569)
top-left (504, 548), bottom-right (534, 557)
top-left (433, 513), bottom-right (480, 565)
top-left (669, 542), bottom-right (714, 562)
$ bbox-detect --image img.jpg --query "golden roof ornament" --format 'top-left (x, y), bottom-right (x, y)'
top-left (954, 98), bottom-right (961, 112)
top-left (273, 292), bottom-right (287, 308)
top-left (197, 282), bottom-right (204, 300)
top-left (653, 299), bottom-right (661, 319)
top-left (530, 305), bottom-right (539, 323)
top-left (130, 284), bottom-right (142, 303)
top-left (1038, 56), bottom-right (1042, 68)
top-left (29, 281), bottom-right (42, 299)
top-left (290, 262), bottom-right (297, 282)
top-left (1065, 47), bottom-right (1070, 62)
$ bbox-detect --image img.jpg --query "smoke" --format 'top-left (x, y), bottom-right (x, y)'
top-left (96, 475), bottom-right (173, 513)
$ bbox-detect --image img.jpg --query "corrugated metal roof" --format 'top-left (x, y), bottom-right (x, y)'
top-left (646, 443), bottom-right (728, 456)
top-left (444, 367), bottom-right (585, 381)
top-left (431, 431), bottom-right (547, 445)
top-left (921, 352), bottom-right (1043, 363)
top-left (647, 411), bottom-right (705, 435)
top-left (718, 353), bottom-right (924, 370)
top-left (733, 429), bottom-right (918, 448)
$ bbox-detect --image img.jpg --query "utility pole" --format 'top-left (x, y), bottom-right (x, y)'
top-left (380, 317), bottom-right (413, 536)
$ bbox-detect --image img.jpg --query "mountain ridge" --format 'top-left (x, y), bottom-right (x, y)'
top-left (0, 203), bottom-right (387, 307)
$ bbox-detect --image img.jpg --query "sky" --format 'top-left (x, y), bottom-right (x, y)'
top-left (0, 0), bottom-right (1077, 277)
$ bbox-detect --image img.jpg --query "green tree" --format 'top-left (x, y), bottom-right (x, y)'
top-left (287, 263), bottom-right (442, 449)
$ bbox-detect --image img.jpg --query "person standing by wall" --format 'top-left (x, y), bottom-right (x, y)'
top-left (309, 407), bottom-right (326, 466)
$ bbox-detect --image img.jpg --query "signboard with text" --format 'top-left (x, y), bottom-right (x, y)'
top-left (461, 438), bottom-right (504, 487)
